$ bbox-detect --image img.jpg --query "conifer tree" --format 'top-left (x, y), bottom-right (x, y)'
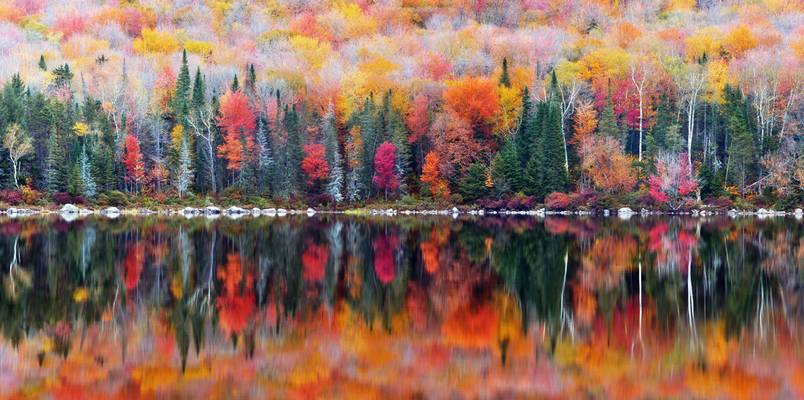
top-left (322, 107), bottom-right (343, 202)
top-left (515, 87), bottom-right (534, 168)
top-left (230, 74), bottom-right (240, 92)
top-left (284, 105), bottom-right (304, 195)
top-left (723, 86), bottom-right (755, 194)
top-left (79, 145), bottom-right (96, 198)
top-left (500, 58), bottom-right (511, 88)
top-left (255, 116), bottom-right (273, 194)
top-left (459, 162), bottom-right (489, 202)
top-left (492, 138), bottom-right (521, 193)
top-left (173, 49), bottom-right (191, 123)
top-left (598, 81), bottom-right (619, 140)
top-left (38, 55), bottom-right (47, 71)
top-left (541, 102), bottom-right (568, 194)
top-left (45, 128), bottom-right (67, 193)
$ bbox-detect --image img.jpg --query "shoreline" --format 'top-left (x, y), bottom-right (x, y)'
top-left (1, 204), bottom-right (801, 219)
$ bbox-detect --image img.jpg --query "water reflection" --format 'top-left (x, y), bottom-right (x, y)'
top-left (0, 215), bottom-right (801, 397)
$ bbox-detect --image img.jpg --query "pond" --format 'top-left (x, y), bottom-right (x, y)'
top-left (0, 215), bottom-right (801, 398)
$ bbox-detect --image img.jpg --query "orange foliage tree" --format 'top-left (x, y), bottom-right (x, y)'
top-left (217, 90), bottom-right (256, 172)
top-left (443, 77), bottom-right (500, 135)
top-left (420, 151), bottom-right (450, 200)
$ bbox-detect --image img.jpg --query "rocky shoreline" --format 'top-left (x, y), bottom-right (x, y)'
top-left (1, 204), bottom-right (801, 220)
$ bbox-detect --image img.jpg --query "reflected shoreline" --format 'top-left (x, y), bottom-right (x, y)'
top-left (0, 215), bottom-right (801, 398)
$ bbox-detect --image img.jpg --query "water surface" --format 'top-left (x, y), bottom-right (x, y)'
top-left (0, 215), bottom-right (801, 398)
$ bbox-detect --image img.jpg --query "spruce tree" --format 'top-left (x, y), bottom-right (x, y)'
top-left (541, 102), bottom-right (567, 194)
top-left (322, 107), bottom-right (344, 202)
top-left (255, 117), bottom-right (273, 195)
top-left (79, 145), bottom-right (96, 198)
top-left (598, 82), bottom-right (619, 140)
top-left (358, 97), bottom-right (377, 195)
top-left (459, 163), bottom-right (489, 202)
top-left (500, 58), bottom-right (511, 88)
top-left (38, 55), bottom-right (47, 71)
top-left (191, 67), bottom-right (205, 111)
top-left (173, 49), bottom-right (191, 123)
top-left (284, 105), bottom-right (303, 195)
top-left (492, 138), bottom-right (521, 194)
top-left (230, 74), bottom-right (240, 92)
top-left (515, 87), bottom-right (533, 168)
top-left (45, 128), bottom-right (66, 193)
top-left (723, 86), bottom-right (754, 194)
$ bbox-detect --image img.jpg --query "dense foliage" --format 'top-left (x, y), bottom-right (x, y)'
top-left (0, 1), bottom-right (800, 208)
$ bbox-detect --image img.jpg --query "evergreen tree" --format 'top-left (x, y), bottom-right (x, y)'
top-left (598, 82), bottom-right (619, 140)
top-left (723, 86), bottom-right (754, 194)
top-left (358, 97), bottom-right (377, 195)
top-left (515, 87), bottom-right (534, 168)
top-left (172, 49), bottom-right (191, 123)
top-left (500, 58), bottom-right (511, 88)
top-left (191, 67), bottom-right (205, 111)
top-left (38, 55), bottom-right (47, 71)
top-left (230, 74), bottom-right (240, 92)
top-left (245, 64), bottom-right (257, 99)
top-left (388, 107), bottom-right (411, 194)
top-left (79, 145), bottom-right (96, 198)
top-left (284, 105), bottom-right (304, 195)
top-left (255, 117), bottom-right (273, 194)
top-left (541, 102), bottom-right (567, 194)
top-left (459, 162), bottom-right (489, 202)
top-left (45, 127), bottom-right (66, 193)
top-left (322, 107), bottom-right (343, 202)
top-left (67, 162), bottom-right (83, 197)
top-left (492, 138), bottom-right (521, 193)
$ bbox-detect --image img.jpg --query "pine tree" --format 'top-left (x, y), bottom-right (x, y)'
top-left (598, 82), bottom-right (619, 140)
top-left (176, 136), bottom-right (193, 197)
top-left (524, 102), bottom-right (546, 197)
top-left (541, 102), bottom-right (567, 194)
top-left (284, 105), bottom-right (304, 195)
top-left (459, 162), bottom-right (489, 202)
top-left (723, 86), bottom-right (754, 194)
top-left (388, 107), bottom-right (411, 194)
top-left (173, 49), bottom-right (191, 123)
top-left (45, 127), bottom-right (66, 193)
top-left (322, 107), bottom-right (343, 202)
top-left (492, 138), bottom-right (521, 194)
top-left (359, 97), bottom-right (377, 195)
top-left (191, 67), bottom-right (205, 111)
top-left (255, 117), bottom-right (273, 194)
top-left (514, 87), bottom-right (534, 169)
top-left (79, 145), bottom-right (96, 198)
top-left (245, 64), bottom-right (257, 99)
top-left (500, 58), bottom-right (511, 88)
top-left (230, 74), bottom-right (240, 92)
top-left (67, 162), bottom-right (83, 197)
top-left (38, 55), bottom-right (47, 71)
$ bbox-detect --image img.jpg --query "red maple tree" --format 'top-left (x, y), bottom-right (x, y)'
top-left (372, 141), bottom-right (399, 199)
top-left (123, 134), bottom-right (145, 187)
top-left (301, 143), bottom-right (330, 187)
top-left (217, 90), bottom-right (256, 171)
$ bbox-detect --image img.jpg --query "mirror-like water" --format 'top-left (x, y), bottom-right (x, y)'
top-left (0, 215), bottom-right (801, 398)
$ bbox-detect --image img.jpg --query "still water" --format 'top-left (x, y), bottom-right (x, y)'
top-left (0, 215), bottom-right (801, 398)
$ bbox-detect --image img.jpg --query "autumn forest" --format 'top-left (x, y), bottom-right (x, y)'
top-left (0, 0), bottom-right (800, 209)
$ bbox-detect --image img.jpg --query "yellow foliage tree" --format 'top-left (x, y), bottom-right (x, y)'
top-left (685, 27), bottom-right (722, 61)
top-left (133, 28), bottom-right (180, 55)
top-left (723, 25), bottom-right (758, 58)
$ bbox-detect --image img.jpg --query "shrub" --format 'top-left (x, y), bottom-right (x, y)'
top-left (0, 190), bottom-right (22, 205)
top-left (20, 185), bottom-right (41, 205)
top-left (506, 193), bottom-right (534, 210)
top-left (52, 192), bottom-right (74, 205)
top-left (105, 191), bottom-right (130, 206)
top-left (545, 192), bottom-right (572, 209)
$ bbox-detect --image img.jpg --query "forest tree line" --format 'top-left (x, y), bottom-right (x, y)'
top-left (0, 51), bottom-right (800, 209)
